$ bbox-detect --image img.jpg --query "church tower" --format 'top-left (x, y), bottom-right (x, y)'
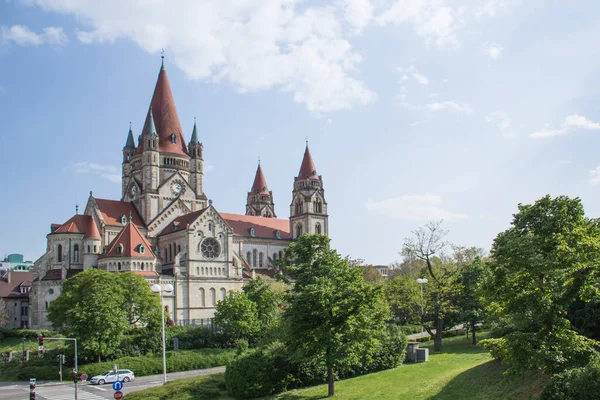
top-left (289, 144), bottom-right (328, 238)
top-left (188, 118), bottom-right (204, 198)
top-left (122, 123), bottom-right (136, 199)
top-left (246, 161), bottom-right (276, 218)
top-left (140, 108), bottom-right (160, 222)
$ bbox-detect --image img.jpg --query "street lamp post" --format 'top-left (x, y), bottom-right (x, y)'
top-left (416, 278), bottom-right (428, 337)
top-left (151, 283), bottom-right (174, 385)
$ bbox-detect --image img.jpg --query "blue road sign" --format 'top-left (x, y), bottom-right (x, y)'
top-left (112, 381), bottom-right (123, 391)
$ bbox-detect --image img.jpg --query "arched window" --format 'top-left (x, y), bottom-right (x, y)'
top-left (57, 245), bottom-right (63, 262)
top-left (296, 224), bottom-right (303, 238)
top-left (170, 133), bottom-right (177, 144)
top-left (141, 263), bottom-right (145, 271)
top-left (139, 245), bottom-right (145, 254)
top-left (169, 244), bottom-right (172, 261)
top-left (315, 223), bottom-right (322, 235)
top-left (208, 222), bottom-right (212, 232)
top-left (316, 199), bottom-right (322, 213)
top-left (246, 252), bottom-right (251, 264)
top-left (118, 262), bottom-right (122, 271)
top-left (220, 288), bottom-right (226, 301)
top-left (199, 288), bottom-right (205, 306)
top-left (73, 244), bottom-right (79, 263)
top-left (295, 200), bottom-right (303, 215)
top-left (116, 244), bottom-right (124, 255)
top-left (177, 244), bottom-right (181, 254)
top-left (94, 245), bottom-right (97, 253)
top-left (45, 301), bottom-right (49, 311)
top-left (259, 252), bottom-right (264, 268)
top-left (210, 288), bottom-right (216, 306)
top-left (279, 250), bottom-right (283, 259)
top-left (87, 245), bottom-right (90, 253)
top-left (252, 249), bottom-right (257, 268)
top-left (273, 252), bottom-right (277, 261)
top-left (197, 267), bottom-right (200, 275)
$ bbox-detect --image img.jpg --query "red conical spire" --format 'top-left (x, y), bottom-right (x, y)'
top-left (298, 144), bottom-right (319, 180)
top-left (251, 161), bottom-right (269, 194)
top-left (138, 60), bottom-right (188, 156)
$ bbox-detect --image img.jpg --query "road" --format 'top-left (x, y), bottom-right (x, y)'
top-left (0, 367), bottom-right (225, 400)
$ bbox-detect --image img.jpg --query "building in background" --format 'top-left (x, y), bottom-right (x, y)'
top-left (0, 269), bottom-right (33, 329)
top-left (0, 254), bottom-right (34, 273)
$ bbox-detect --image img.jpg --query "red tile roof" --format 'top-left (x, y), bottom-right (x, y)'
top-left (298, 146), bottom-right (320, 180)
top-left (137, 66), bottom-right (188, 156)
top-left (220, 213), bottom-right (291, 239)
top-left (95, 198), bottom-right (145, 227)
top-left (157, 208), bottom-right (208, 236)
top-left (52, 215), bottom-right (100, 239)
top-left (101, 221), bottom-right (156, 259)
top-left (251, 164), bottom-right (270, 194)
top-left (0, 271), bottom-right (34, 298)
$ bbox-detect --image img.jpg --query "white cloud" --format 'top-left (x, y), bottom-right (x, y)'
top-left (485, 44), bottom-right (503, 60)
top-left (589, 165), bottom-right (600, 185)
top-left (366, 195), bottom-right (468, 221)
top-left (427, 101), bottom-right (472, 113)
top-left (530, 114), bottom-right (600, 138)
top-left (341, 0), bottom-right (374, 34)
top-left (0, 24), bottom-right (67, 46)
top-left (70, 162), bottom-right (120, 183)
top-left (25, 0), bottom-right (375, 113)
top-left (377, 0), bottom-right (461, 48)
top-left (485, 110), bottom-right (512, 135)
top-left (398, 65), bottom-right (429, 85)
top-left (475, 0), bottom-right (508, 19)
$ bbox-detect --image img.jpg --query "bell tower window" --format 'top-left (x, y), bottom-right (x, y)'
top-left (170, 134), bottom-right (177, 144)
top-left (315, 223), bottom-right (322, 235)
top-left (296, 224), bottom-right (303, 238)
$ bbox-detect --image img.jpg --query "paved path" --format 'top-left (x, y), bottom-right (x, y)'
top-left (0, 366), bottom-right (226, 400)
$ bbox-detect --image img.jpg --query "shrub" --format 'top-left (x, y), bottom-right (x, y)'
top-left (542, 361), bottom-right (600, 400)
top-left (0, 329), bottom-right (59, 340)
top-left (225, 341), bottom-right (293, 399)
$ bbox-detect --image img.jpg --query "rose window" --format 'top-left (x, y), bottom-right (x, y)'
top-left (201, 238), bottom-right (220, 258)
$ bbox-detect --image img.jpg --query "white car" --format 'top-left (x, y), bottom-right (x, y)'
top-left (90, 369), bottom-right (135, 385)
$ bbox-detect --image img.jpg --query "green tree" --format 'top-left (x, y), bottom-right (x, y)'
top-left (455, 255), bottom-right (488, 344)
top-left (281, 235), bottom-right (388, 397)
top-left (214, 291), bottom-right (262, 344)
top-left (243, 277), bottom-right (281, 325)
top-left (482, 195), bottom-right (600, 374)
top-left (403, 221), bottom-right (461, 351)
top-left (120, 272), bottom-right (162, 327)
top-left (48, 269), bottom-right (160, 362)
top-left (383, 273), bottom-right (421, 325)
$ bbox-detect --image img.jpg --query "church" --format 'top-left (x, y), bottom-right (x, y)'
top-left (29, 58), bottom-right (329, 329)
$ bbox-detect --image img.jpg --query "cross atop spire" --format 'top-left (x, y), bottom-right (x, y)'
top-left (161, 49), bottom-right (165, 70)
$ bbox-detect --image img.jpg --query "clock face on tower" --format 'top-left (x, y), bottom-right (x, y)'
top-left (171, 182), bottom-right (182, 195)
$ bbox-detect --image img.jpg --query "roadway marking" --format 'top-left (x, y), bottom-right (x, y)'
top-left (36, 385), bottom-right (107, 400)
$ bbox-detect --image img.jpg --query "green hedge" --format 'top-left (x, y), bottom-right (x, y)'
top-left (0, 329), bottom-right (59, 341)
top-left (79, 349), bottom-right (235, 379)
top-left (542, 361), bottom-right (600, 400)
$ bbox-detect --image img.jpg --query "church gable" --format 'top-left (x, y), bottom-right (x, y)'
top-left (147, 197), bottom-right (193, 237)
top-left (157, 171), bottom-right (195, 201)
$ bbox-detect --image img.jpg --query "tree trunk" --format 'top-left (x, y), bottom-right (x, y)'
top-left (97, 355), bottom-right (101, 363)
top-left (471, 320), bottom-right (477, 345)
top-left (327, 364), bottom-right (335, 397)
top-left (434, 317), bottom-right (443, 352)
top-left (466, 325), bottom-right (469, 339)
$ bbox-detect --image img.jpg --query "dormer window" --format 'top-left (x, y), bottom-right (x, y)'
top-left (170, 133), bottom-right (177, 144)
top-left (139, 245), bottom-right (145, 254)
top-left (249, 228), bottom-right (255, 237)
top-left (116, 244), bottom-right (124, 255)
top-left (275, 230), bottom-right (281, 239)
top-left (121, 215), bottom-right (127, 225)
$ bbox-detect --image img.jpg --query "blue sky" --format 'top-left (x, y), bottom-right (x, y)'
top-left (1, 0), bottom-right (600, 265)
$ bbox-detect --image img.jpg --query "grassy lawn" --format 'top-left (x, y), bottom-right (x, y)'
top-left (275, 336), bottom-right (546, 400)
top-left (123, 335), bottom-right (547, 400)
top-left (124, 374), bottom-right (231, 400)
top-left (0, 337), bottom-right (62, 353)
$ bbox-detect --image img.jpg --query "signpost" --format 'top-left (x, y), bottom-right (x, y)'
top-left (80, 374), bottom-right (88, 382)
top-left (114, 391), bottom-right (123, 400)
top-left (39, 336), bottom-right (78, 400)
top-left (29, 378), bottom-right (36, 400)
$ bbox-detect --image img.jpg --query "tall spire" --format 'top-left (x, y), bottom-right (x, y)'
top-left (298, 144), bottom-right (319, 180)
top-left (251, 162), bottom-right (269, 194)
top-left (137, 57), bottom-right (187, 155)
top-left (190, 117), bottom-right (199, 144)
top-left (143, 108), bottom-right (158, 136)
top-left (125, 122), bottom-right (135, 148)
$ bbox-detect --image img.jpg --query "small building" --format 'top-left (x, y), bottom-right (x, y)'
top-left (0, 254), bottom-right (34, 273)
top-left (0, 269), bottom-right (33, 329)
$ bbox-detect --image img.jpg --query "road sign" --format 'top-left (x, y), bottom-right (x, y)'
top-left (80, 374), bottom-right (88, 381)
top-left (73, 368), bottom-right (78, 373)
top-left (112, 380), bottom-right (123, 391)
top-left (38, 346), bottom-right (44, 351)
top-left (114, 391), bottom-right (123, 400)
top-left (29, 378), bottom-right (36, 386)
